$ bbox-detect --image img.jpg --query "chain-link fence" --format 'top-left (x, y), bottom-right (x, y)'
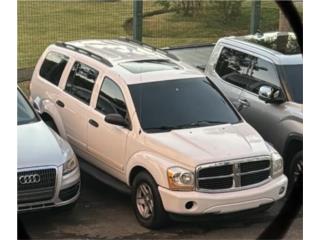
top-left (18, 0), bottom-right (302, 69)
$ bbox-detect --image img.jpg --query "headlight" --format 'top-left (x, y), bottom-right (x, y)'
top-left (167, 167), bottom-right (194, 191)
top-left (271, 152), bottom-right (283, 178)
top-left (63, 154), bottom-right (78, 175)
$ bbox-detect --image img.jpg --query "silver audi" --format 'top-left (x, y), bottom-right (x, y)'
top-left (17, 87), bottom-right (80, 212)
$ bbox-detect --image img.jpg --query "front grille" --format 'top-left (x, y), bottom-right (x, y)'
top-left (18, 168), bottom-right (56, 204)
top-left (197, 158), bottom-right (271, 192)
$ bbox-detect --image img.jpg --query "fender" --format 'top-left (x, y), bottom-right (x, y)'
top-left (282, 133), bottom-right (303, 159)
top-left (125, 151), bottom-right (178, 189)
top-left (34, 96), bottom-right (67, 139)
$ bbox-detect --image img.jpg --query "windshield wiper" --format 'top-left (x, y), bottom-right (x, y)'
top-left (144, 121), bottom-right (229, 133)
top-left (144, 125), bottom-right (181, 132)
top-left (178, 120), bottom-right (228, 128)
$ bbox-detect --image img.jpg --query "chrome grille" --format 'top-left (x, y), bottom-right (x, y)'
top-left (18, 168), bottom-right (56, 204)
top-left (196, 157), bottom-right (271, 192)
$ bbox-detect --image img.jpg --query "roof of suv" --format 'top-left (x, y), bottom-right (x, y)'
top-left (63, 39), bottom-right (204, 84)
top-left (220, 32), bottom-right (302, 65)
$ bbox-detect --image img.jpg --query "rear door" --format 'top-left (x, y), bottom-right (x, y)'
top-left (57, 61), bottom-right (99, 154)
top-left (206, 46), bottom-right (251, 108)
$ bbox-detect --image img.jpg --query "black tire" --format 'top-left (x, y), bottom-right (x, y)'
top-left (131, 171), bottom-right (169, 229)
top-left (286, 151), bottom-right (303, 194)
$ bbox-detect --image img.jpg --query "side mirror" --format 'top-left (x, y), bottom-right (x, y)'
top-left (104, 113), bottom-right (129, 128)
top-left (258, 85), bottom-right (285, 104)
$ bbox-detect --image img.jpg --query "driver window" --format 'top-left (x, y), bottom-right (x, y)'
top-left (216, 47), bottom-right (282, 94)
top-left (96, 77), bottom-right (128, 119)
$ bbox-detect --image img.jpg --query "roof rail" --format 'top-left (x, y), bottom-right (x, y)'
top-left (55, 42), bottom-right (113, 67)
top-left (117, 37), bottom-right (180, 61)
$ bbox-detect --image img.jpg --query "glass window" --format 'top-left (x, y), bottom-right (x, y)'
top-left (17, 89), bottom-right (39, 125)
top-left (215, 47), bottom-right (252, 89)
top-left (129, 78), bottom-right (240, 133)
top-left (96, 77), bottom-right (128, 119)
top-left (39, 52), bottom-right (69, 86)
top-left (65, 62), bottom-right (99, 105)
top-left (215, 47), bottom-right (281, 94)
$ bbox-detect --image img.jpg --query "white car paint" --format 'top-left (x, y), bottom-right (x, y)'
top-left (30, 39), bottom-right (287, 217)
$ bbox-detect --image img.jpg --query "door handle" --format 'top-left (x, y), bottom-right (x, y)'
top-left (89, 119), bottom-right (99, 128)
top-left (238, 98), bottom-right (250, 111)
top-left (56, 100), bottom-right (65, 108)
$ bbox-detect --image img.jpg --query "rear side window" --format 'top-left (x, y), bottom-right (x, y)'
top-left (96, 77), bottom-right (128, 119)
top-left (65, 61), bottom-right (99, 105)
top-left (215, 47), bottom-right (281, 94)
top-left (39, 52), bottom-right (69, 86)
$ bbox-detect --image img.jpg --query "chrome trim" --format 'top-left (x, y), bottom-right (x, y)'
top-left (239, 167), bottom-right (271, 176)
top-left (195, 156), bottom-right (271, 193)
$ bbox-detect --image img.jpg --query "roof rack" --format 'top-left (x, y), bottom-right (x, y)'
top-left (55, 42), bottom-right (113, 67)
top-left (117, 37), bottom-right (180, 61)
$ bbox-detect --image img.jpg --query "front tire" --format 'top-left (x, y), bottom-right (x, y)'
top-left (286, 151), bottom-right (303, 193)
top-left (131, 171), bottom-right (168, 229)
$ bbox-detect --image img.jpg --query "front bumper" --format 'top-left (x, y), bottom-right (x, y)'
top-left (18, 165), bottom-right (81, 212)
top-left (159, 174), bottom-right (287, 215)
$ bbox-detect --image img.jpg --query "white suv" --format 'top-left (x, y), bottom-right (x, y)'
top-left (30, 39), bottom-right (287, 229)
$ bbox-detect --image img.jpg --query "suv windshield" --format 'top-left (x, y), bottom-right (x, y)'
top-left (17, 89), bottom-right (39, 125)
top-left (129, 78), bottom-right (240, 133)
top-left (281, 64), bottom-right (303, 104)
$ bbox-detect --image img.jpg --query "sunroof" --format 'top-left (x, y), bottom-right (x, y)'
top-left (120, 59), bottom-right (182, 74)
top-left (239, 32), bottom-right (301, 55)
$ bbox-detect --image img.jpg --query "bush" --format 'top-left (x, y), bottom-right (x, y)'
top-left (155, 0), bottom-right (203, 17)
top-left (208, 0), bottom-right (244, 24)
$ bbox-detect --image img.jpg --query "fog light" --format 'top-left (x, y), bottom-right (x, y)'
top-left (279, 186), bottom-right (285, 195)
top-left (185, 201), bottom-right (194, 210)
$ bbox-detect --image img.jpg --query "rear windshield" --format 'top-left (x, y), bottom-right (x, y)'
top-left (129, 78), bottom-right (240, 133)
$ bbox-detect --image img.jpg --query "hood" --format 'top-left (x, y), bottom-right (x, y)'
top-left (18, 121), bottom-right (70, 169)
top-left (144, 122), bottom-right (270, 168)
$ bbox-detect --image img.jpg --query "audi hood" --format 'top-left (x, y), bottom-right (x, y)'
top-left (18, 121), bottom-right (71, 169)
top-left (144, 122), bottom-right (271, 169)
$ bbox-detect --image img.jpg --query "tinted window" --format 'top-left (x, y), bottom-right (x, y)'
top-left (129, 78), bottom-right (240, 133)
top-left (215, 48), bottom-right (252, 89)
top-left (216, 47), bottom-right (281, 94)
top-left (39, 52), bottom-right (69, 86)
top-left (96, 77), bottom-right (128, 118)
top-left (282, 64), bottom-right (303, 103)
top-left (17, 89), bottom-right (39, 125)
top-left (65, 62), bottom-right (99, 104)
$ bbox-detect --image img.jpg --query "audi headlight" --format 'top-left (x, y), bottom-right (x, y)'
top-left (167, 167), bottom-right (194, 191)
top-left (271, 152), bottom-right (283, 178)
top-left (63, 154), bottom-right (78, 175)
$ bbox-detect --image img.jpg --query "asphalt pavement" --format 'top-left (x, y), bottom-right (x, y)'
top-left (19, 172), bottom-right (302, 239)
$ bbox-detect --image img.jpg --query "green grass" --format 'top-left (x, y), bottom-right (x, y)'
top-left (18, 0), bottom-right (302, 69)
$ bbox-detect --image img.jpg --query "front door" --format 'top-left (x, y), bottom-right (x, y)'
top-left (87, 76), bottom-right (130, 175)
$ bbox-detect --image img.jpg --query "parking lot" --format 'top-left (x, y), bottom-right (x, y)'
top-left (20, 172), bottom-right (302, 239)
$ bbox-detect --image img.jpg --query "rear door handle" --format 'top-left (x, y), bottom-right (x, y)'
top-left (56, 100), bottom-right (65, 108)
top-left (89, 119), bottom-right (99, 128)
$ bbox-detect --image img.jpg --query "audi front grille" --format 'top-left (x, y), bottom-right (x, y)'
top-left (196, 157), bottom-right (271, 192)
top-left (18, 168), bottom-right (56, 204)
